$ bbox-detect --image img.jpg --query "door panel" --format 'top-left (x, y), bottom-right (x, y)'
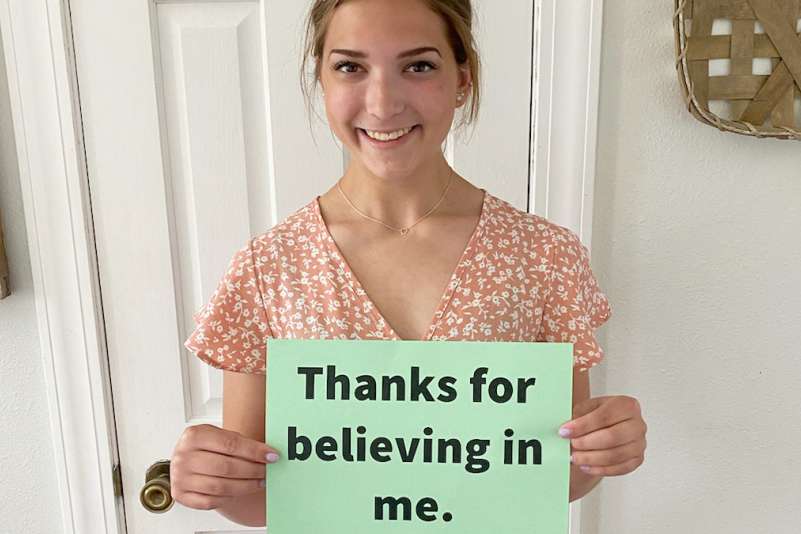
top-left (158, 2), bottom-right (274, 416)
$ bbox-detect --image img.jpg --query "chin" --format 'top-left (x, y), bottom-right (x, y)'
top-left (364, 154), bottom-right (443, 181)
top-left (363, 162), bottom-right (418, 181)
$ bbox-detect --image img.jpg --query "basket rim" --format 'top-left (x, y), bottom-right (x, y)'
top-left (673, 0), bottom-right (801, 140)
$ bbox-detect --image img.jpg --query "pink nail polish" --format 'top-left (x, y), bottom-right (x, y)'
top-left (559, 427), bottom-right (571, 438)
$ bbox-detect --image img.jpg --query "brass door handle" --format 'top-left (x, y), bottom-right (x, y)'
top-left (140, 460), bottom-right (174, 513)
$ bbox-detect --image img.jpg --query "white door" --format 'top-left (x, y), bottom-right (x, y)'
top-left (70, 0), bottom-right (535, 530)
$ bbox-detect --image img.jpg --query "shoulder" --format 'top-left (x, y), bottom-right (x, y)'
top-left (483, 192), bottom-right (584, 253)
top-left (248, 198), bottom-right (320, 260)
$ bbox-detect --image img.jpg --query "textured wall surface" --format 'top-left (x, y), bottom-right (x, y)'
top-left (0, 31), bottom-right (64, 534)
top-left (581, 2), bottom-right (801, 533)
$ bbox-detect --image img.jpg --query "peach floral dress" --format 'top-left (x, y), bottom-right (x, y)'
top-left (184, 190), bottom-right (611, 374)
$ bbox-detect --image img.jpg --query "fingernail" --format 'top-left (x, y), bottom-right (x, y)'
top-left (580, 465), bottom-right (592, 472)
top-left (569, 454), bottom-right (575, 464)
top-left (559, 427), bottom-right (572, 438)
top-left (259, 479), bottom-right (266, 488)
top-left (266, 452), bottom-right (279, 463)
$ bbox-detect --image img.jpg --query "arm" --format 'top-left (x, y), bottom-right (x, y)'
top-left (214, 370), bottom-right (267, 527)
top-left (568, 367), bottom-right (603, 502)
top-left (217, 491), bottom-right (265, 527)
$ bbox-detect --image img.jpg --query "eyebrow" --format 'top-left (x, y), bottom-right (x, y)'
top-left (328, 46), bottom-right (442, 59)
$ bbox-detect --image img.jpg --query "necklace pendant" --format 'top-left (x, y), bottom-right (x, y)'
top-left (400, 228), bottom-right (409, 236)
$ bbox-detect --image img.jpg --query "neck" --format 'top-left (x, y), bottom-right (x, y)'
top-left (338, 156), bottom-right (455, 228)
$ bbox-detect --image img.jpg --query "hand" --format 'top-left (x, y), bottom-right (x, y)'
top-left (558, 395), bottom-right (647, 477)
top-left (170, 424), bottom-right (281, 510)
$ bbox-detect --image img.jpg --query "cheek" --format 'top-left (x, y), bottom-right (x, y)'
top-left (416, 86), bottom-right (455, 124)
top-left (325, 91), bottom-right (361, 128)
top-left (427, 80), bottom-right (456, 109)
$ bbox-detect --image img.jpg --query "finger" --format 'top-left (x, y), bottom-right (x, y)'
top-left (570, 418), bottom-right (646, 451)
top-left (570, 396), bottom-right (607, 419)
top-left (182, 450), bottom-right (268, 480)
top-left (576, 455), bottom-right (644, 477)
top-left (565, 396), bottom-right (641, 438)
top-left (187, 424), bottom-right (280, 463)
top-left (179, 472), bottom-right (266, 498)
top-left (571, 438), bottom-right (645, 468)
top-left (173, 490), bottom-right (236, 511)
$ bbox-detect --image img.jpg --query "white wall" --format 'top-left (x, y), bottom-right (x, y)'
top-left (0, 30), bottom-right (64, 533)
top-left (1, 3), bottom-right (800, 533)
top-left (581, 2), bottom-right (801, 533)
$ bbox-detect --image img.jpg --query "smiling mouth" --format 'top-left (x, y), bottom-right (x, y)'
top-left (358, 125), bottom-right (419, 142)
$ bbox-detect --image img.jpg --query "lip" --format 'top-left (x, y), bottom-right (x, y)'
top-left (357, 125), bottom-right (419, 149)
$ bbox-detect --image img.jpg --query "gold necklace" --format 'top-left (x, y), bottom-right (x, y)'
top-left (336, 168), bottom-right (455, 237)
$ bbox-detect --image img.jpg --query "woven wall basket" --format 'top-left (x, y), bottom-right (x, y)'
top-left (674, 0), bottom-right (801, 140)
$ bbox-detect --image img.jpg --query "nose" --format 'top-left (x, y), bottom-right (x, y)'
top-left (364, 71), bottom-right (405, 121)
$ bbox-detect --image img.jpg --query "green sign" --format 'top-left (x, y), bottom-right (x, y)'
top-left (266, 339), bottom-right (573, 533)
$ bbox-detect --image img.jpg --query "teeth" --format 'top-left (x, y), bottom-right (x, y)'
top-left (364, 126), bottom-right (414, 141)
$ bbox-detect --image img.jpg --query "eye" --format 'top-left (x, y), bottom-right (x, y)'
top-left (333, 61), bottom-right (361, 74)
top-left (333, 60), bottom-right (438, 74)
top-left (406, 61), bottom-right (437, 73)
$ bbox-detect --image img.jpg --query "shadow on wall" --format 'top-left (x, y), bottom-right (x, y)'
top-left (0, 26), bottom-right (31, 297)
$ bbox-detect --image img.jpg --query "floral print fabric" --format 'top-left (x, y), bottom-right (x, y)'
top-left (184, 190), bottom-right (611, 374)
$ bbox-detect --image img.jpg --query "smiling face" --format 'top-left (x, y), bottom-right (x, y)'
top-left (319, 0), bottom-right (471, 180)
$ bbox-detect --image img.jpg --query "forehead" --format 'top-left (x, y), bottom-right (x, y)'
top-left (325, 0), bottom-right (451, 55)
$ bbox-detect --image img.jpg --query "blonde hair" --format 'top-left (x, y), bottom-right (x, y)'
top-left (300, 0), bottom-right (481, 132)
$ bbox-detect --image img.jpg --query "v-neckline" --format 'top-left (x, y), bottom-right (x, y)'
top-left (313, 188), bottom-right (490, 341)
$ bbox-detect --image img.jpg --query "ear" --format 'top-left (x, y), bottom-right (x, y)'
top-left (456, 63), bottom-right (472, 108)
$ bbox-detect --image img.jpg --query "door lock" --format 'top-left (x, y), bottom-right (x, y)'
top-left (140, 460), bottom-right (174, 513)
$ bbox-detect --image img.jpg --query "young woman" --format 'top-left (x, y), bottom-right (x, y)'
top-left (170, 0), bottom-right (647, 527)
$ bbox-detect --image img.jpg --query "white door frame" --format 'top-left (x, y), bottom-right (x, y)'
top-left (0, 0), bottom-right (603, 532)
top-left (0, 1), bottom-right (123, 533)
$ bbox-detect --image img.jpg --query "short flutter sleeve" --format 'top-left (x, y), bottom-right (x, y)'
top-left (537, 227), bottom-right (612, 372)
top-left (183, 239), bottom-right (273, 374)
